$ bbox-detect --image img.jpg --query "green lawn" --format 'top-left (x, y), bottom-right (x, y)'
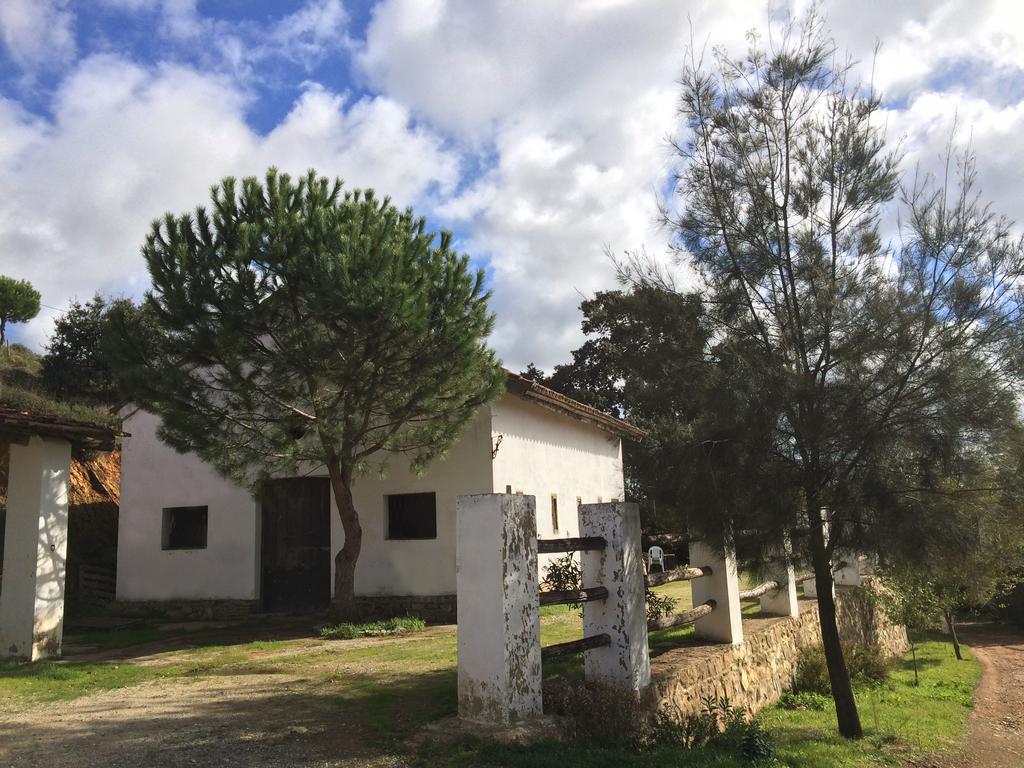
top-left (0, 585), bottom-right (981, 767)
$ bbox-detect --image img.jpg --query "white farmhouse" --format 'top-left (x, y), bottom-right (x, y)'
top-left (115, 373), bottom-right (643, 620)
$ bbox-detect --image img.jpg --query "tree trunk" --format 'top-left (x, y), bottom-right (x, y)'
top-left (808, 501), bottom-right (863, 739)
top-left (326, 457), bottom-right (362, 619)
top-left (945, 608), bottom-right (963, 661)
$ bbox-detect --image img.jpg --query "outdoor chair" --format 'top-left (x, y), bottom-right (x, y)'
top-left (647, 545), bottom-right (666, 573)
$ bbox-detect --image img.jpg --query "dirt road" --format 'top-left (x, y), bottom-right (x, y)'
top-left (939, 625), bottom-right (1024, 768)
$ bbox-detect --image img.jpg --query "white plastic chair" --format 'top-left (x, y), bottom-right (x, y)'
top-left (647, 545), bottom-right (666, 573)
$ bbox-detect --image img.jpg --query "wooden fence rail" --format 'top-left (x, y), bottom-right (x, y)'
top-left (647, 600), bottom-right (716, 631)
top-left (738, 580), bottom-right (780, 600)
top-left (541, 633), bottom-right (612, 659)
top-left (537, 536), bottom-right (607, 554)
top-left (645, 565), bottom-right (711, 588)
top-left (539, 586), bottom-right (609, 607)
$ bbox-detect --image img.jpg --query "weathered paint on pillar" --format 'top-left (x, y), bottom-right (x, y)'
top-left (690, 540), bottom-right (743, 645)
top-left (0, 436), bottom-right (72, 660)
top-left (760, 536), bottom-right (799, 618)
top-left (456, 493), bottom-right (542, 724)
top-left (834, 551), bottom-right (864, 587)
top-left (579, 502), bottom-right (651, 692)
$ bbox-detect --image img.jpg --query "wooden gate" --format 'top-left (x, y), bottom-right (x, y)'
top-left (260, 477), bottom-right (332, 613)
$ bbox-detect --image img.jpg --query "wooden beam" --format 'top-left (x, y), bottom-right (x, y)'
top-left (537, 536), bottom-right (606, 554)
top-left (541, 633), bottom-right (611, 659)
top-left (647, 600), bottom-right (716, 632)
top-left (645, 566), bottom-right (711, 587)
top-left (739, 580), bottom-right (780, 600)
top-left (539, 586), bottom-right (608, 607)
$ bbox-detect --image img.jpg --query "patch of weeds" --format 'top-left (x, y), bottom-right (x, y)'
top-left (320, 616), bottom-right (426, 640)
top-left (778, 691), bottom-right (831, 711)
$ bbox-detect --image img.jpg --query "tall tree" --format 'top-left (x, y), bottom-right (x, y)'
top-left (0, 276), bottom-right (40, 347)
top-left (107, 168), bottom-right (505, 614)
top-left (633, 11), bottom-right (1024, 738)
top-left (42, 295), bottom-right (138, 402)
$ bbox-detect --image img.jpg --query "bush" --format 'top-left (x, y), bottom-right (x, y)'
top-left (794, 646), bottom-right (831, 694)
top-left (778, 691), bottom-right (831, 711)
top-left (319, 616), bottom-right (425, 640)
top-left (794, 642), bottom-right (894, 695)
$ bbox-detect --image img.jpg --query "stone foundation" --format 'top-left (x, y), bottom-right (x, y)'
top-left (647, 586), bottom-right (908, 720)
top-left (113, 599), bottom-right (261, 621)
top-left (354, 594), bottom-right (457, 623)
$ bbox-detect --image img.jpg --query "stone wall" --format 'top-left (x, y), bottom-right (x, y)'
top-left (353, 594), bottom-right (457, 623)
top-left (113, 599), bottom-right (261, 621)
top-left (647, 587), bottom-right (908, 720)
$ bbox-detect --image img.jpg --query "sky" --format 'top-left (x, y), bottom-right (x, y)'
top-left (2, 0), bottom-right (1024, 371)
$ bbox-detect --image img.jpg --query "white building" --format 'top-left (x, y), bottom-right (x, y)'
top-left (115, 373), bottom-right (642, 620)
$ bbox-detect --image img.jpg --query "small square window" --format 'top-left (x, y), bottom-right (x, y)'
top-left (386, 493), bottom-right (437, 540)
top-left (162, 506), bottom-right (208, 550)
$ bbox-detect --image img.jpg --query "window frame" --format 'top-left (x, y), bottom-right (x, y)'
top-left (161, 505), bottom-right (209, 551)
top-left (385, 492), bottom-right (438, 541)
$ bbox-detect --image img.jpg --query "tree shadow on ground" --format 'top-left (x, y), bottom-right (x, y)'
top-left (0, 664), bottom-right (457, 768)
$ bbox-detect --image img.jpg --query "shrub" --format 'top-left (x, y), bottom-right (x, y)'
top-left (794, 642), bottom-right (894, 694)
top-left (794, 646), bottom-right (831, 694)
top-left (645, 589), bottom-right (678, 621)
top-left (319, 616), bottom-right (425, 640)
top-left (846, 642), bottom-right (894, 685)
top-left (778, 691), bottom-right (831, 711)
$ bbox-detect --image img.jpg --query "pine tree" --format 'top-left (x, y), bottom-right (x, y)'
top-left (0, 275), bottom-right (40, 347)
top-left (107, 168), bottom-right (505, 614)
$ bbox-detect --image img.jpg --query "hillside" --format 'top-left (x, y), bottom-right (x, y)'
top-left (0, 344), bottom-right (118, 427)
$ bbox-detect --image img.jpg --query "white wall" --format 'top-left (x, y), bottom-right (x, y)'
top-left (489, 394), bottom-right (625, 577)
top-left (330, 406), bottom-right (494, 597)
top-left (116, 394), bottom-right (625, 602)
top-left (116, 409), bottom-right (259, 601)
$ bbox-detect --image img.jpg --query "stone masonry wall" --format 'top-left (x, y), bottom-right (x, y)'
top-left (647, 587), bottom-right (908, 720)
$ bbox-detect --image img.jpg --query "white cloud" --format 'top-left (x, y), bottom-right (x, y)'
top-left (4, 0), bottom-right (1024, 375)
top-left (0, 55), bottom-right (459, 349)
top-left (0, 0), bottom-right (76, 70)
top-left (357, 0), bottom-right (767, 368)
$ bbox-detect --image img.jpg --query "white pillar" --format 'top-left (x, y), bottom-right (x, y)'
top-left (456, 493), bottom-right (542, 724)
top-left (834, 551), bottom-right (863, 587)
top-left (760, 536), bottom-right (799, 618)
top-left (0, 436), bottom-right (72, 661)
top-left (579, 502), bottom-right (651, 693)
top-left (690, 540), bottom-right (743, 645)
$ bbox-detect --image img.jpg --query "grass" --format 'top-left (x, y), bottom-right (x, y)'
top-left (0, 586), bottom-right (982, 767)
top-left (320, 616), bottom-right (426, 640)
top-left (0, 343), bottom-right (118, 426)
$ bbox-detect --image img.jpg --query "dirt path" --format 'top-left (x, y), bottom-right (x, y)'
top-left (937, 624), bottom-right (1024, 768)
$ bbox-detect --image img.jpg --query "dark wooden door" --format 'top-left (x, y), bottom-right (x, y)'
top-left (260, 478), bottom-right (332, 613)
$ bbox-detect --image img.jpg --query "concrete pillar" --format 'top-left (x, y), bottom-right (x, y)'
top-left (0, 436), bottom-right (72, 660)
top-left (690, 540), bottom-right (743, 645)
top-left (578, 502), bottom-right (650, 692)
top-left (760, 536), bottom-right (799, 618)
top-left (455, 493), bottom-right (542, 724)
top-left (834, 551), bottom-right (863, 587)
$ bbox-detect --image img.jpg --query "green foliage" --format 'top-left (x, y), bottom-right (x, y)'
top-left (105, 168), bottom-right (505, 607)
top-left (794, 646), bottom-right (832, 695)
top-left (0, 275), bottom-right (40, 346)
top-left (40, 295), bottom-right (147, 402)
top-left (795, 644), bottom-right (893, 695)
top-left (542, 552), bottom-right (678, 621)
top-left (777, 691), bottom-right (831, 711)
top-left (0, 343), bottom-right (118, 425)
top-left (319, 616), bottom-right (426, 640)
